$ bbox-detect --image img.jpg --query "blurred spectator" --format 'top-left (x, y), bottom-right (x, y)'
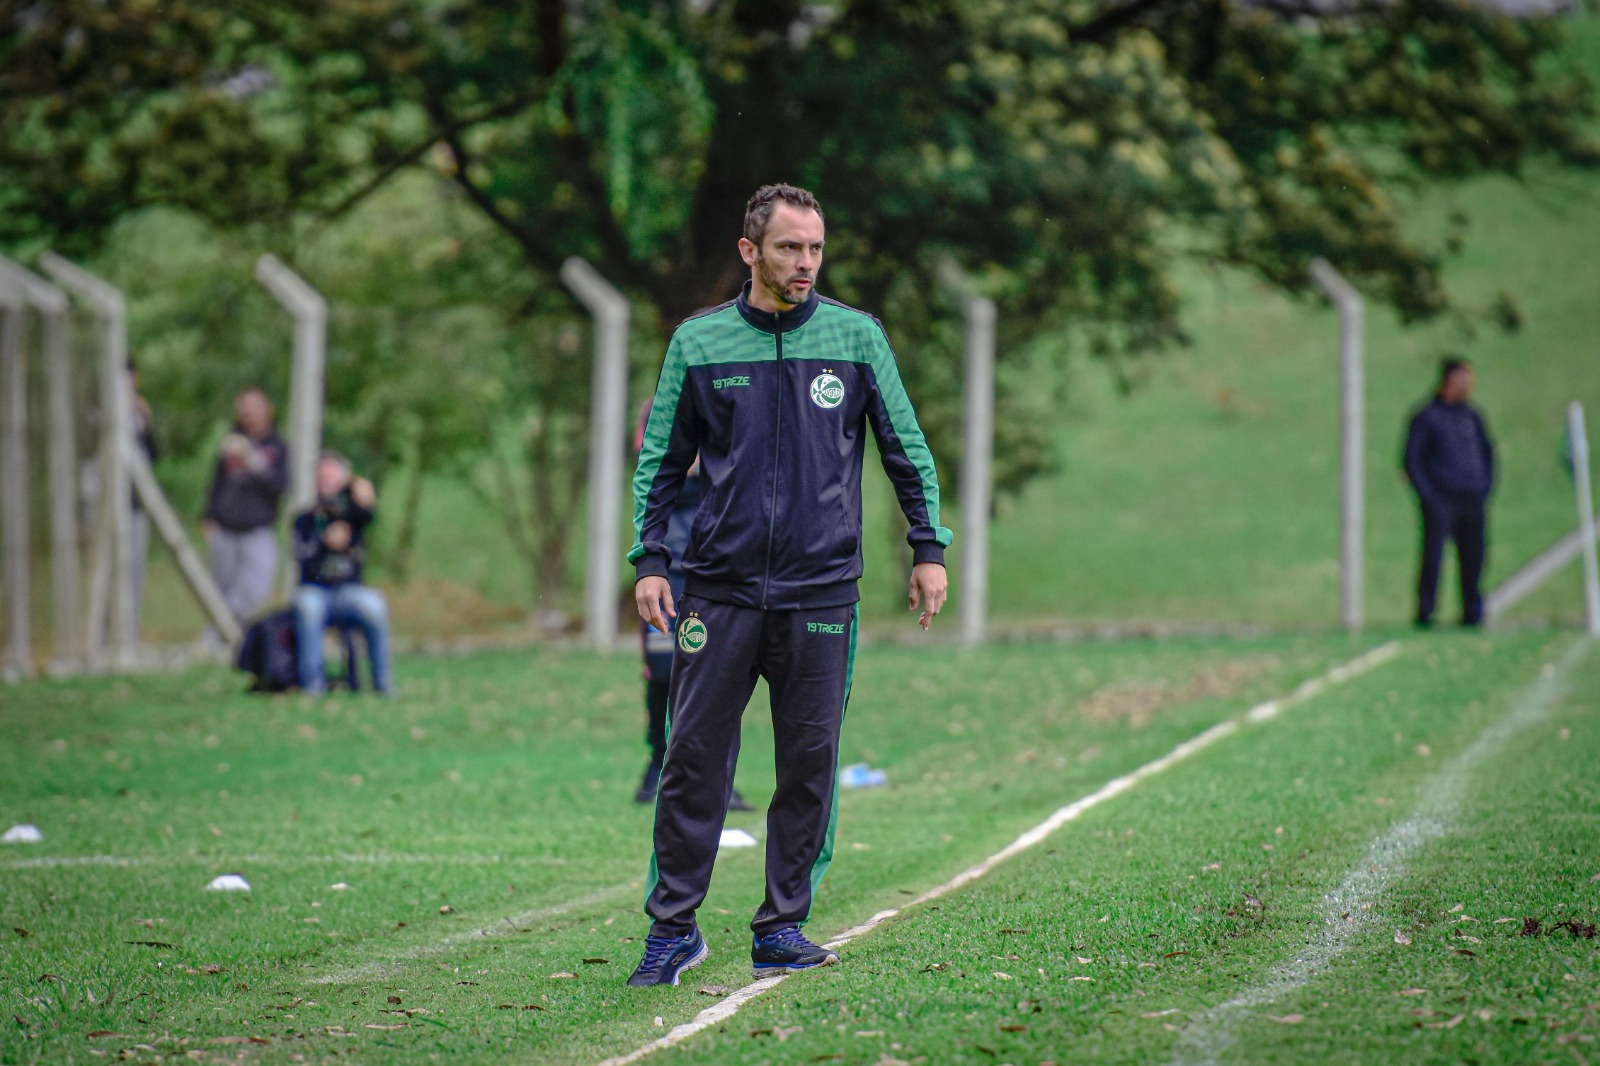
top-left (202, 388), bottom-right (288, 627)
top-left (128, 360), bottom-right (157, 627)
top-left (631, 400), bottom-right (750, 810)
top-left (1403, 357), bottom-right (1495, 628)
top-left (291, 452), bottom-right (390, 695)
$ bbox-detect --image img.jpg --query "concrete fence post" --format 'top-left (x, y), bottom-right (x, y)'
top-left (1569, 402), bottom-right (1600, 636)
top-left (1309, 258), bottom-right (1365, 632)
top-left (937, 260), bottom-right (995, 647)
top-left (560, 258), bottom-right (629, 653)
top-left (0, 258), bottom-right (81, 671)
top-left (40, 253), bottom-right (138, 668)
top-left (0, 286), bottom-right (29, 679)
top-left (254, 255), bottom-right (327, 598)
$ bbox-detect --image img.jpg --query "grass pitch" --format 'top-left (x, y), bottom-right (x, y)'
top-left (4, 629), bottom-right (1596, 1065)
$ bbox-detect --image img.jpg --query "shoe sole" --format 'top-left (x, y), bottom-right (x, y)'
top-left (752, 952), bottom-right (839, 978)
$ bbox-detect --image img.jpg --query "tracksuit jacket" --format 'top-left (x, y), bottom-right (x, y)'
top-left (628, 281), bottom-right (951, 939)
top-left (629, 281), bottom-right (951, 602)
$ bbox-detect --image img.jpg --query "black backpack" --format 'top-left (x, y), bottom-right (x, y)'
top-left (236, 608), bottom-right (298, 693)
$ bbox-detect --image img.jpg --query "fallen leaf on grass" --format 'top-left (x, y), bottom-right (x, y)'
top-left (86, 1032), bottom-right (125, 1039)
top-left (998, 928), bottom-right (1029, 935)
top-left (854, 1030), bottom-right (885, 1037)
top-left (810, 1056), bottom-right (844, 1063)
top-left (1448, 903), bottom-right (1464, 914)
top-left (581, 958), bottom-right (609, 965)
top-left (124, 941), bottom-right (175, 949)
top-left (1397, 989), bottom-right (1428, 996)
top-left (1455, 935), bottom-right (1482, 944)
top-left (1558, 1033), bottom-right (1597, 1045)
top-left (387, 996), bottom-right (402, 1005)
top-left (1162, 951), bottom-right (1191, 959)
top-left (1073, 956), bottom-right (1093, 964)
top-left (12, 928), bottom-right (30, 938)
top-left (438, 905), bottom-right (454, 915)
top-left (363, 1023), bottom-right (407, 1030)
top-left (1475, 1009), bottom-right (1493, 1021)
top-left (1590, 872), bottom-right (1600, 884)
top-left (1424, 1014), bottom-right (1466, 1030)
top-left (207, 1037), bottom-right (270, 1045)
top-left (1394, 932), bottom-right (1412, 946)
top-left (992, 972), bottom-right (1013, 980)
top-left (1069, 976), bottom-right (1095, 982)
top-left (185, 965), bottom-right (224, 975)
top-left (697, 986), bottom-right (729, 997)
top-left (919, 963), bottom-right (947, 973)
top-left (1521, 918), bottom-right (1542, 936)
top-left (1552, 920), bottom-right (1598, 939)
top-left (1201, 863), bottom-right (1221, 872)
top-left (1266, 1014), bottom-right (1304, 1025)
top-left (1142, 1009), bottom-right (1182, 1018)
top-left (999, 1024), bottom-right (1028, 1033)
top-left (549, 972), bottom-right (578, 979)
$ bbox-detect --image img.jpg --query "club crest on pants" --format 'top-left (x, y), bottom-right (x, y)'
top-left (678, 615), bottom-right (709, 654)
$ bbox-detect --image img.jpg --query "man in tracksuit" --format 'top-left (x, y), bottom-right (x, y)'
top-left (1403, 357), bottom-right (1495, 627)
top-left (625, 184), bottom-right (951, 987)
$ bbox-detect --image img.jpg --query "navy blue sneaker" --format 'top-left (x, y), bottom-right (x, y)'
top-left (751, 927), bottom-right (839, 977)
top-left (626, 928), bottom-right (709, 987)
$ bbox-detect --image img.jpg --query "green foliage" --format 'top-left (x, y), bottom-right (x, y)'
top-left (3, 0), bottom-right (1594, 506)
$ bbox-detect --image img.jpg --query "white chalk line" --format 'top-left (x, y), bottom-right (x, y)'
top-left (594, 641), bottom-right (1402, 1066)
top-left (0, 851), bottom-right (575, 871)
top-left (311, 882), bottom-right (638, 985)
top-left (1168, 637), bottom-right (1592, 1066)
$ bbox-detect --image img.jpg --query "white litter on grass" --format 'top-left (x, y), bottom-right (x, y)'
top-left (1168, 637), bottom-right (1591, 1066)
top-left (205, 874), bottom-right (252, 892)
top-left (718, 829), bottom-right (758, 849)
top-left (593, 641), bottom-right (1402, 1066)
top-left (1, 824), bottom-right (43, 844)
top-left (329, 882), bottom-right (352, 891)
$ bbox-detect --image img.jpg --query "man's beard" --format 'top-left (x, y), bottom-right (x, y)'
top-left (756, 253), bottom-right (813, 307)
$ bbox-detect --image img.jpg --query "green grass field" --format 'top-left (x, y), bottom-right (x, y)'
top-left (4, 629), bottom-right (1595, 1064)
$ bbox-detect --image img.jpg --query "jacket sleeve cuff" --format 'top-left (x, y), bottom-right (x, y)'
top-left (634, 553), bottom-right (670, 581)
top-left (911, 542), bottom-right (946, 567)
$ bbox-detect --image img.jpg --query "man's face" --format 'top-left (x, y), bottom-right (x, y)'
top-left (1444, 367), bottom-right (1475, 403)
top-left (740, 203), bottom-right (824, 310)
top-left (316, 459), bottom-right (349, 499)
top-left (236, 392), bottom-right (271, 436)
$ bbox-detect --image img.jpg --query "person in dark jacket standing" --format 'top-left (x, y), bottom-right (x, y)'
top-left (291, 453), bottom-right (390, 695)
top-left (630, 399), bottom-right (753, 813)
top-left (202, 388), bottom-right (288, 626)
top-left (624, 184), bottom-right (951, 987)
top-left (1404, 358), bottom-right (1495, 627)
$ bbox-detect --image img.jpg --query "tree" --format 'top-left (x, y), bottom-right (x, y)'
top-left (4, 0), bottom-right (1594, 505)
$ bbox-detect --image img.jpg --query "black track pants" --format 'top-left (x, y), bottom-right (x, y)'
top-left (1417, 497), bottom-right (1487, 625)
top-left (645, 595), bottom-right (857, 939)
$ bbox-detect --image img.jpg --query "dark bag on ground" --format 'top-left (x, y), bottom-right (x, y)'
top-left (236, 608), bottom-right (298, 693)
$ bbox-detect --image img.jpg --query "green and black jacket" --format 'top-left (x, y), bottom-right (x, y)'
top-left (629, 281), bottom-right (952, 610)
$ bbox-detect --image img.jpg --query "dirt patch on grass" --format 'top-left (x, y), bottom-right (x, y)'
top-left (1078, 657), bottom-right (1276, 727)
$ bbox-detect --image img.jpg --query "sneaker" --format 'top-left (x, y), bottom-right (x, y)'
top-left (728, 788), bottom-right (755, 813)
top-left (635, 763), bottom-right (663, 804)
top-left (751, 926), bottom-right (839, 977)
top-left (626, 928), bottom-right (709, 987)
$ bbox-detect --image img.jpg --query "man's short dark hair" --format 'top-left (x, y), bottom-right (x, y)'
top-left (1440, 356), bottom-right (1471, 383)
top-left (744, 184), bottom-right (823, 245)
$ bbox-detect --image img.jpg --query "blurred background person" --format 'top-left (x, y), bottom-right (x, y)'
top-left (291, 452), bottom-right (390, 695)
top-left (632, 400), bottom-right (752, 810)
top-left (1403, 357), bottom-right (1495, 628)
top-left (201, 388), bottom-right (288, 636)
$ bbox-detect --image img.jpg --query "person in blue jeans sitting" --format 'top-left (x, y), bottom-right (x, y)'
top-left (292, 453), bottom-right (391, 695)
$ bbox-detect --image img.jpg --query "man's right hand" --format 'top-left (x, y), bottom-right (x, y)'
top-left (636, 576), bottom-right (677, 635)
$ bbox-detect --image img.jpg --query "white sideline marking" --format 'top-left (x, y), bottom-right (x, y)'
top-left (312, 882), bottom-right (636, 985)
top-left (0, 851), bottom-right (573, 871)
top-left (594, 642), bottom-right (1401, 1066)
top-left (1168, 637), bottom-right (1591, 1066)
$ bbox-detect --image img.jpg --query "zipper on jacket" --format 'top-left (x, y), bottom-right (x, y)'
top-left (760, 311), bottom-right (783, 609)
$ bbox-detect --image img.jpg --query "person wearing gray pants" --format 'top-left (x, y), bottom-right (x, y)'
top-left (202, 388), bottom-right (289, 628)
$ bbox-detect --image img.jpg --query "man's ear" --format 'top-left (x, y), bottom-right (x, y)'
top-left (738, 237), bottom-right (759, 267)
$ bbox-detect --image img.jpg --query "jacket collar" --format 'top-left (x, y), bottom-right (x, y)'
top-left (735, 279), bottom-right (819, 334)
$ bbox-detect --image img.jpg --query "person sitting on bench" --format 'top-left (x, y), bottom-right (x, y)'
top-left (292, 453), bottom-right (391, 695)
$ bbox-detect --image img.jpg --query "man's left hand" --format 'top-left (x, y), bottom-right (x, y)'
top-left (908, 562), bottom-right (947, 631)
top-left (350, 477), bottom-right (376, 509)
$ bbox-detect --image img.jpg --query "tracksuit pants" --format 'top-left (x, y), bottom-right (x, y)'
top-left (1417, 496), bottom-right (1487, 625)
top-left (645, 595), bottom-right (857, 939)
